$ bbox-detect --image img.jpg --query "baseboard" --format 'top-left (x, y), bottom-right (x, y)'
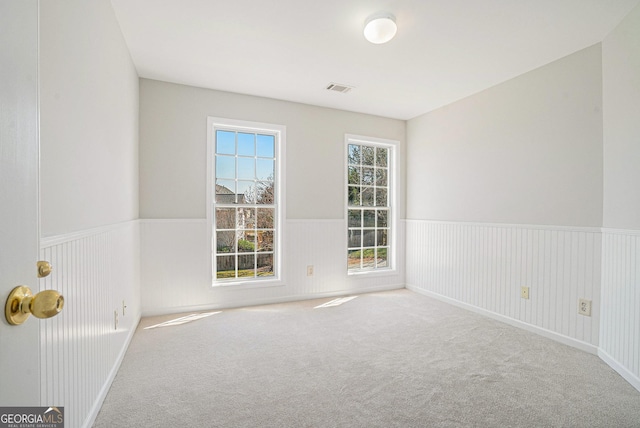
top-left (598, 349), bottom-right (640, 393)
top-left (142, 283), bottom-right (404, 317)
top-left (81, 313), bottom-right (141, 428)
top-left (406, 285), bottom-right (598, 355)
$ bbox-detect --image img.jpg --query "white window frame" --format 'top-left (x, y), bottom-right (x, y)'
top-left (345, 134), bottom-right (398, 275)
top-left (207, 117), bottom-right (286, 287)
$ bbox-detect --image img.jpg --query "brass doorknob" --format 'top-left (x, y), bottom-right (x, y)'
top-left (5, 286), bottom-right (64, 325)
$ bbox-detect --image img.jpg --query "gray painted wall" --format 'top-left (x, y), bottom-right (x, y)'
top-left (406, 44), bottom-right (603, 228)
top-left (139, 79), bottom-right (406, 220)
top-left (39, 0), bottom-right (139, 236)
top-left (603, 3), bottom-right (640, 231)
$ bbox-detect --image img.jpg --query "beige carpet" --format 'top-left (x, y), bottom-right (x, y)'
top-left (94, 289), bottom-right (640, 427)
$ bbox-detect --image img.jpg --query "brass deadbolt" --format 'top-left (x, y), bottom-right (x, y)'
top-left (37, 261), bottom-right (53, 278)
top-left (5, 286), bottom-right (64, 325)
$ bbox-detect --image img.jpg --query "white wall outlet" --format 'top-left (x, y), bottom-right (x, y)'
top-left (307, 265), bottom-right (314, 276)
top-left (521, 286), bottom-right (530, 299)
top-left (578, 298), bottom-right (592, 316)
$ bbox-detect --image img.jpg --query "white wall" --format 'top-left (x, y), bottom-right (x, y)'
top-left (139, 79), bottom-right (406, 314)
top-left (600, 3), bottom-right (640, 391)
top-left (141, 219), bottom-right (405, 314)
top-left (405, 45), bottom-right (605, 348)
top-left (40, 0), bottom-right (139, 237)
top-left (407, 221), bottom-right (601, 351)
top-left (38, 1), bottom-right (141, 426)
top-left (407, 44), bottom-right (603, 228)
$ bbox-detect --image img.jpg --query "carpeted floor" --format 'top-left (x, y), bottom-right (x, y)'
top-left (94, 290), bottom-right (640, 427)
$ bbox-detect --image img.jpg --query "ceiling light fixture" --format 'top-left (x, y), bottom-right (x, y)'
top-left (363, 13), bottom-right (397, 44)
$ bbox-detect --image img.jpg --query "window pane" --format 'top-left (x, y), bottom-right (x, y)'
top-left (237, 181), bottom-right (255, 204)
top-left (348, 186), bottom-right (360, 206)
top-left (257, 253), bottom-right (274, 276)
top-left (215, 180), bottom-right (236, 204)
top-left (377, 229), bottom-right (388, 246)
top-left (362, 167), bottom-right (374, 185)
top-left (348, 210), bottom-right (361, 227)
top-left (362, 248), bottom-right (375, 268)
top-left (216, 208), bottom-right (235, 229)
top-left (348, 166), bottom-right (360, 185)
top-left (216, 155), bottom-right (235, 179)
top-left (257, 159), bottom-right (274, 181)
top-left (237, 157), bottom-right (255, 180)
top-left (237, 235), bottom-right (255, 252)
top-left (376, 248), bottom-right (388, 268)
top-left (361, 187), bottom-right (374, 206)
top-left (363, 210), bottom-right (375, 227)
top-left (376, 188), bottom-right (387, 207)
top-left (376, 169), bottom-right (387, 186)
top-left (212, 123), bottom-right (280, 282)
top-left (216, 231), bottom-right (235, 253)
top-left (238, 254), bottom-right (255, 276)
top-left (257, 134), bottom-right (275, 158)
top-left (216, 255), bottom-right (236, 279)
top-left (348, 229), bottom-right (361, 248)
top-left (256, 181), bottom-right (274, 204)
top-left (257, 208), bottom-right (274, 229)
top-left (348, 250), bottom-right (361, 269)
top-left (258, 230), bottom-right (274, 252)
top-left (237, 133), bottom-right (255, 156)
top-left (362, 146), bottom-right (374, 166)
top-left (377, 210), bottom-right (388, 227)
top-left (363, 229), bottom-right (375, 247)
top-left (376, 148), bottom-right (388, 167)
top-left (237, 208), bottom-right (255, 229)
top-left (348, 144), bottom-right (360, 164)
top-left (346, 141), bottom-right (392, 273)
top-left (216, 130), bottom-right (235, 155)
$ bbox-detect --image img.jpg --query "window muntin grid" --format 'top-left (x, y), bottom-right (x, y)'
top-left (347, 143), bottom-right (390, 272)
top-left (213, 129), bottom-right (277, 280)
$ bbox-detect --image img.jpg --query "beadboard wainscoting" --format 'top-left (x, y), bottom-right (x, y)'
top-left (39, 221), bottom-right (141, 428)
top-left (406, 220), bottom-right (602, 353)
top-left (140, 219), bottom-right (405, 315)
top-left (600, 229), bottom-right (640, 391)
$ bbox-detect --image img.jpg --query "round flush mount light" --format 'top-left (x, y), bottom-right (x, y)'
top-left (363, 13), bottom-right (397, 44)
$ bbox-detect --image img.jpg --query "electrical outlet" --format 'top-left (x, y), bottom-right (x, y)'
top-left (578, 298), bottom-right (592, 316)
top-left (307, 265), bottom-right (314, 276)
top-left (521, 286), bottom-right (530, 300)
top-left (122, 300), bottom-right (127, 316)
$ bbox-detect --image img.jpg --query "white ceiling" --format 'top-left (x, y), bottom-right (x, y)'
top-left (110, 0), bottom-right (639, 120)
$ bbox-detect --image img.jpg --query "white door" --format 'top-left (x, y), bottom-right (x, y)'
top-left (0, 0), bottom-right (42, 406)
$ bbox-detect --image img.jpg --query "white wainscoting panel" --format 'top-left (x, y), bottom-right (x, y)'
top-left (140, 219), bottom-right (405, 315)
top-left (406, 220), bottom-right (601, 349)
top-left (39, 221), bottom-right (140, 428)
top-left (600, 229), bottom-right (640, 391)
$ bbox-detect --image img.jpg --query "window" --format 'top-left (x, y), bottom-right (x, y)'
top-left (346, 135), bottom-right (395, 273)
top-left (208, 118), bottom-right (285, 284)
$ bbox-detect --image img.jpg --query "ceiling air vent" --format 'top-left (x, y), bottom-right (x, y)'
top-left (326, 82), bottom-right (353, 93)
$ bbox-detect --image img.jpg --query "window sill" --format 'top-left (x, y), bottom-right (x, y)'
top-left (211, 277), bottom-right (285, 290)
top-left (347, 267), bottom-right (398, 277)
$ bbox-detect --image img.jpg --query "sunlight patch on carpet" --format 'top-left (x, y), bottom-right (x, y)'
top-left (144, 312), bottom-right (221, 329)
top-left (314, 296), bottom-right (358, 309)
